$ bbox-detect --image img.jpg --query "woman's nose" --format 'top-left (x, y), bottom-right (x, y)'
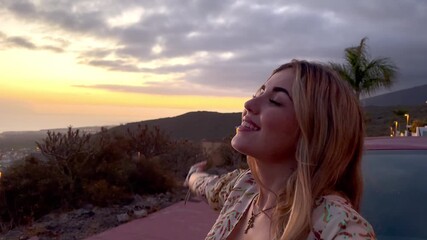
top-left (244, 97), bottom-right (259, 114)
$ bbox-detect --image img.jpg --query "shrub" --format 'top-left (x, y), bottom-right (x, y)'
top-left (85, 126), bottom-right (176, 200)
top-left (208, 137), bottom-right (248, 170)
top-left (0, 156), bottom-right (65, 226)
top-left (36, 127), bottom-right (94, 204)
top-left (128, 159), bottom-right (176, 194)
top-left (82, 179), bottom-right (131, 207)
top-left (127, 124), bottom-right (173, 159)
top-left (0, 125), bottom-right (180, 226)
top-left (217, 141), bottom-right (248, 170)
top-left (154, 140), bottom-right (208, 181)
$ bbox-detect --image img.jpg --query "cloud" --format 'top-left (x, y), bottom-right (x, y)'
top-left (85, 59), bottom-right (141, 72)
top-left (2, 0), bottom-right (427, 95)
top-left (74, 81), bottom-right (249, 97)
top-left (0, 33), bottom-right (64, 53)
top-left (7, 36), bottom-right (36, 49)
top-left (40, 45), bottom-right (64, 53)
top-left (5, 0), bottom-right (106, 34)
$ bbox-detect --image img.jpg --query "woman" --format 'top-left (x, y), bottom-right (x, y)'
top-left (185, 60), bottom-right (376, 240)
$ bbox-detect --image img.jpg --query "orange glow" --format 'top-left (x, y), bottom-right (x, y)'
top-left (0, 40), bottom-right (246, 132)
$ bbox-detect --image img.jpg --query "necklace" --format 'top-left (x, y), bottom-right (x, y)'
top-left (244, 195), bottom-right (276, 234)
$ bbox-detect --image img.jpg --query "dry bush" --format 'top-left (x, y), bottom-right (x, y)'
top-left (0, 125), bottom-right (179, 226)
top-left (36, 127), bottom-right (94, 204)
top-left (127, 124), bottom-right (172, 159)
top-left (209, 137), bottom-right (248, 170)
top-left (82, 179), bottom-right (131, 207)
top-left (128, 159), bottom-right (176, 194)
top-left (153, 140), bottom-right (208, 181)
top-left (217, 144), bottom-right (248, 170)
top-left (0, 156), bottom-right (65, 227)
top-left (89, 126), bottom-right (176, 197)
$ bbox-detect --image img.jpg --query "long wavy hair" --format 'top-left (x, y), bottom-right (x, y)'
top-left (248, 60), bottom-right (365, 240)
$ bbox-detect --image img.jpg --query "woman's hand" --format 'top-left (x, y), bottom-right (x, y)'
top-left (183, 161), bottom-right (207, 187)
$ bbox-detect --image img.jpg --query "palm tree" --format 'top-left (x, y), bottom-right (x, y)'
top-left (330, 37), bottom-right (398, 99)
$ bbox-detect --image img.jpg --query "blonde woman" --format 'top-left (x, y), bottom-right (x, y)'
top-left (185, 60), bottom-right (376, 240)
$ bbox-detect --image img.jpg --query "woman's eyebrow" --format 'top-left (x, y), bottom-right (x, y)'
top-left (272, 86), bottom-right (293, 101)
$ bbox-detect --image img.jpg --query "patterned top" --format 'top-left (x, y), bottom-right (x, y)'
top-left (191, 169), bottom-right (376, 240)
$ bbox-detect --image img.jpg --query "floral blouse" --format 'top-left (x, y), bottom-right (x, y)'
top-left (190, 169), bottom-right (376, 240)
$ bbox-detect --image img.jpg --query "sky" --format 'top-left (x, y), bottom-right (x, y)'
top-left (0, 0), bottom-right (426, 133)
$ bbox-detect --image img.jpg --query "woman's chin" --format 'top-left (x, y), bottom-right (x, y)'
top-left (231, 136), bottom-right (250, 156)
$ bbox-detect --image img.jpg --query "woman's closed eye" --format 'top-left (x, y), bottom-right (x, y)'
top-left (253, 88), bottom-right (283, 106)
top-left (269, 99), bottom-right (282, 106)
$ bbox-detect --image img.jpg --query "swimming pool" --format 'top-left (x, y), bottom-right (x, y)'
top-left (361, 149), bottom-right (427, 240)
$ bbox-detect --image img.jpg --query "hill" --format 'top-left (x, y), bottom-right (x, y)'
top-left (362, 84), bottom-right (427, 106)
top-left (112, 107), bottom-right (427, 139)
top-left (364, 105), bottom-right (427, 136)
top-left (0, 112), bottom-right (242, 150)
top-left (2, 106), bottom-right (427, 151)
top-left (107, 111), bottom-right (241, 141)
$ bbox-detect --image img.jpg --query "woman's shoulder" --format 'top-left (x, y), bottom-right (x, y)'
top-left (313, 194), bottom-right (355, 215)
top-left (311, 194), bottom-right (376, 239)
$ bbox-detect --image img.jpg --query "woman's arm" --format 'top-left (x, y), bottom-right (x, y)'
top-left (188, 172), bottom-right (209, 190)
top-left (185, 162), bottom-right (246, 211)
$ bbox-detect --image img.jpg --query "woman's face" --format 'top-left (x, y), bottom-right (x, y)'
top-left (231, 68), bottom-right (300, 163)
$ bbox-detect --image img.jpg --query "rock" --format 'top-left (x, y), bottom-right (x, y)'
top-left (74, 209), bottom-right (95, 218)
top-left (133, 204), bottom-right (144, 211)
top-left (44, 221), bottom-right (59, 231)
top-left (2, 229), bottom-right (26, 240)
top-left (133, 194), bottom-right (143, 202)
top-left (133, 210), bottom-right (148, 218)
top-left (0, 191), bottom-right (184, 240)
top-left (116, 213), bottom-right (130, 223)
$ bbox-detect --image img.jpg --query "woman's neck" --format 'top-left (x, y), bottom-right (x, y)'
top-left (252, 158), bottom-right (296, 209)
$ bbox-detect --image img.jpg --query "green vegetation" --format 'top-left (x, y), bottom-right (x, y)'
top-left (331, 37), bottom-right (398, 99)
top-left (212, 137), bottom-right (248, 170)
top-left (0, 125), bottom-right (212, 230)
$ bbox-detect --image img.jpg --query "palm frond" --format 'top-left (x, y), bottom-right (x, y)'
top-left (330, 37), bottom-right (398, 98)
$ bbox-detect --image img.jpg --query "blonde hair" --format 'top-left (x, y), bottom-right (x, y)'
top-left (251, 60), bottom-right (365, 240)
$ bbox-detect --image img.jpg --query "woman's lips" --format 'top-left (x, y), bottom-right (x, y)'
top-left (237, 120), bottom-right (260, 132)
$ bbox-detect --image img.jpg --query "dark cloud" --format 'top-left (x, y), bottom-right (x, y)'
top-left (7, 36), bottom-right (36, 49)
top-left (4, 0), bottom-right (106, 34)
top-left (0, 33), bottom-right (64, 53)
top-left (81, 49), bottom-right (112, 58)
top-left (86, 59), bottom-right (141, 72)
top-left (41, 45), bottom-right (64, 53)
top-left (2, 0), bottom-right (427, 96)
top-left (8, 0), bottom-right (37, 17)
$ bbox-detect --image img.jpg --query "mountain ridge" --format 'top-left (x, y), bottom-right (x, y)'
top-left (107, 111), bottom-right (241, 141)
top-left (2, 104), bottom-right (427, 150)
top-left (362, 84), bottom-right (427, 106)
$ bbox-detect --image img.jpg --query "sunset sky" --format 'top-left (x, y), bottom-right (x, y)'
top-left (1, 0), bottom-right (426, 133)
